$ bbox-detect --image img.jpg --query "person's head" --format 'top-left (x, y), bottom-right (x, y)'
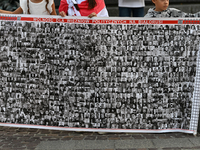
top-left (152, 0), bottom-right (169, 12)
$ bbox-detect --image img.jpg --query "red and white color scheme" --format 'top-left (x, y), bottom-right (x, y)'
top-left (59, 0), bottom-right (109, 17)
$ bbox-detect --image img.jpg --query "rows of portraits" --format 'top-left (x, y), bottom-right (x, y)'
top-left (0, 20), bottom-right (199, 130)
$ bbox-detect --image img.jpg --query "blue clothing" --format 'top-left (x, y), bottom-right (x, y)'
top-left (119, 7), bottom-right (144, 17)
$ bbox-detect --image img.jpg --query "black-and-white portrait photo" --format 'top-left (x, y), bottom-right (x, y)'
top-left (0, 17), bottom-right (199, 133)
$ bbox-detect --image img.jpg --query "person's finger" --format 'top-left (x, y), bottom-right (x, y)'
top-left (59, 11), bottom-right (63, 16)
top-left (61, 11), bottom-right (66, 17)
top-left (92, 12), bottom-right (97, 17)
top-left (88, 14), bottom-right (92, 18)
top-left (88, 12), bottom-right (97, 18)
top-left (59, 11), bottom-right (66, 17)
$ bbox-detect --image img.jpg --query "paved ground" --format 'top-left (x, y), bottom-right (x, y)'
top-left (0, 126), bottom-right (200, 150)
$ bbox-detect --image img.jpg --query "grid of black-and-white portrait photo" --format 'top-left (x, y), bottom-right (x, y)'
top-left (0, 19), bottom-right (200, 132)
top-left (190, 49), bottom-right (200, 133)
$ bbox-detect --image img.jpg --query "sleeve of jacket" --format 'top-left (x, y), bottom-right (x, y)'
top-left (59, 0), bottom-right (68, 15)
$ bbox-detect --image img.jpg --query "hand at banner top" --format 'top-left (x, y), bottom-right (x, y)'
top-left (59, 11), bottom-right (67, 17)
top-left (88, 12), bottom-right (97, 18)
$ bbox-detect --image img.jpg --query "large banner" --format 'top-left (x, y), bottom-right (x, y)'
top-left (0, 15), bottom-right (199, 135)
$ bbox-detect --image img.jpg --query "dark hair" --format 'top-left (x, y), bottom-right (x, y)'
top-left (27, 0), bottom-right (50, 14)
top-left (74, 0), bottom-right (97, 10)
top-left (88, 0), bottom-right (97, 9)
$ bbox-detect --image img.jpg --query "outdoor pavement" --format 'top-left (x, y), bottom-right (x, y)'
top-left (1, 126), bottom-right (200, 150)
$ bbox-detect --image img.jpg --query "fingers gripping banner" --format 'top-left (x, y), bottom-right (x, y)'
top-left (0, 15), bottom-right (200, 135)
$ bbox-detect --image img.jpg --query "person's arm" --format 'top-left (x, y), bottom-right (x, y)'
top-left (87, 0), bottom-right (108, 18)
top-left (50, 2), bottom-right (57, 15)
top-left (0, 7), bottom-right (23, 14)
top-left (59, 11), bottom-right (66, 17)
top-left (88, 12), bottom-right (97, 18)
top-left (59, 0), bottom-right (68, 17)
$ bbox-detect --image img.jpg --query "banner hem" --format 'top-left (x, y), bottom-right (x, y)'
top-left (0, 123), bottom-right (195, 135)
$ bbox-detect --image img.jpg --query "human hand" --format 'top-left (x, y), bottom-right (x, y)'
top-left (59, 11), bottom-right (66, 17)
top-left (88, 12), bottom-right (97, 18)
